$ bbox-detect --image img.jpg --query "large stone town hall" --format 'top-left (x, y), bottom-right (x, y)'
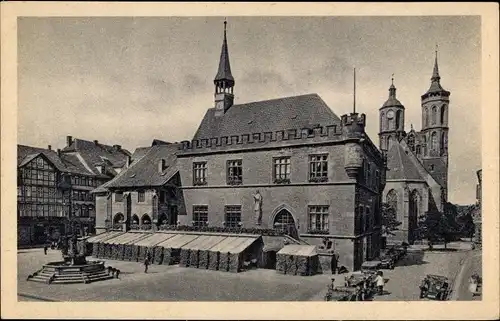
top-left (18, 22), bottom-right (449, 271)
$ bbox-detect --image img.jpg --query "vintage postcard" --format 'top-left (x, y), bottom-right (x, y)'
top-left (1, 2), bottom-right (498, 320)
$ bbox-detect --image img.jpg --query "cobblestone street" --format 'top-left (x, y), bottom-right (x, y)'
top-left (18, 244), bottom-right (474, 302)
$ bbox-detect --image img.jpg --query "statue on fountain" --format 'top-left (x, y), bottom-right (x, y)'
top-left (62, 234), bottom-right (87, 265)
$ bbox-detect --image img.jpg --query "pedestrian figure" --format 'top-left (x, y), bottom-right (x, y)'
top-left (43, 245), bottom-right (48, 255)
top-left (115, 269), bottom-right (121, 279)
top-left (144, 256), bottom-right (150, 273)
top-left (375, 271), bottom-right (385, 295)
top-left (107, 266), bottom-right (113, 276)
top-left (331, 252), bottom-right (339, 274)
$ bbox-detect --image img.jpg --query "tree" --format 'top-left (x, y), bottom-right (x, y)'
top-left (381, 202), bottom-right (402, 237)
top-left (415, 210), bottom-right (458, 250)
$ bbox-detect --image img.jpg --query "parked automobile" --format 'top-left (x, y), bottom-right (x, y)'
top-left (360, 260), bottom-right (382, 274)
top-left (419, 274), bottom-right (450, 300)
top-left (377, 254), bottom-right (396, 269)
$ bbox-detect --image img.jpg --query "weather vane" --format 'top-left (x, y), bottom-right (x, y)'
top-left (391, 73), bottom-right (394, 85)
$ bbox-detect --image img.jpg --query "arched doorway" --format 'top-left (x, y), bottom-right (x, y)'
top-left (273, 208), bottom-right (298, 240)
top-left (141, 214), bottom-right (151, 225)
top-left (408, 190), bottom-right (420, 244)
top-left (113, 213), bottom-right (124, 224)
top-left (131, 214), bottom-right (139, 225)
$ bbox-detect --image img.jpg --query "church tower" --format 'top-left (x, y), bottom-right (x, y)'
top-left (419, 49), bottom-right (450, 202)
top-left (379, 77), bottom-right (405, 151)
top-left (214, 20), bottom-right (235, 117)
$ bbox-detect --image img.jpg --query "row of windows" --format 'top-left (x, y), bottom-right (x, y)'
top-left (193, 155), bottom-right (341, 186)
top-left (71, 175), bottom-right (101, 187)
top-left (18, 203), bottom-right (67, 218)
top-left (19, 168), bottom-right (56, 182)
top-left (18, 186), bottom-right (61, 198)
top-left (424, 105), bottom-right (447, 127)
top-left (115, 191), bottom-right (146, 203)
top-left (192, 205), bottom-right (331, 232)
top-left (73, 190), bottom-right (94, 202)
top-left (19, 168), bottom-right (106, 188)
top-left (363, 161), bottom-right (381, 190)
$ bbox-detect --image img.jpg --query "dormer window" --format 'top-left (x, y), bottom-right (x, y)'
top-left (159, 159), bottom-right (168, 173)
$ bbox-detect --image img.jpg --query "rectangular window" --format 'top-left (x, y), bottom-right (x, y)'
top-left (273, 157), bottom-right (291, 184)
top-left (192, 205), bottom-right (208, 227)
top-left (82, 176), bottom-right (87, 186)
top-left (224, 205), bottom-right (242, 228)
top-left (308, 206), bottom-right (329, 232)
top-left (138, 191), bottom-right (145, 202)
top-left (309, 154), bottom-right (328, 182)
top-left (365, 207), bottom-right (370, 232)
top-left (193, 162), bottom-right (207, 185)
top-left (367, 163), bottom-right (371, 187)
top-left (227, 160), bottom-right (243, 185)
top-left (115, 192), bottom-right (123, 202)
top-left (49, 172), bottom-right (55, 182)
top-left (75, 176), bottom-right (80, 186)
top-left (89, 177), bottom-right (94, 186)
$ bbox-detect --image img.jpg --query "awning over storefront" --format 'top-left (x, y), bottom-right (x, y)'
top-left (87, 231), bottom-right (124, 243)
top-left (156, 233), bottom-right (200, 249)
top-left (277, 244), bottom-right (317, 257)
top-left (134, 232), bottom-right (176, 247)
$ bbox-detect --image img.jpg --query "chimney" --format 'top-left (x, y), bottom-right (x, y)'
top-left (113, 144), bottom-right (121, 151)
top-left (126, 155), bottom-right (131, 168)
top-left (57, 149), bottom-right (61, 157)
top-left (66, 136), bottom-right (73, 147)
top-left (48, 145), bottom-right (52, 151)
top-left (94, 140), bottom-right (99, 145)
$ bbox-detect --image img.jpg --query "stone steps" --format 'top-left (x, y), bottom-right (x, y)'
top-left (28, 263), bottom-right (114, 284)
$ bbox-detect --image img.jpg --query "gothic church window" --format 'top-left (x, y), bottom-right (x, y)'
top-left (423, 136), bottom-right (427, 156)
top-left (432, 106), bottom-right (437, 125)
top-left (440, 132), bottom-right (446, 156)
top-left (386, 189), bottom-right (398, 215)
top-left (440, 105), bottom-right (446, 124)
top-left (396, 110), bottom-right (402, 130)
top-left (380, 112), bottom-right (385, 131)
top-left (424, 108), bottom-right (429, 127)
top-left (431, 132), bottom-right (437, 151)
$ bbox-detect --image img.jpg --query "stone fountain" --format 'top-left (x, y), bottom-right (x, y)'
top-left (27, 235), bottom-right (114, 284)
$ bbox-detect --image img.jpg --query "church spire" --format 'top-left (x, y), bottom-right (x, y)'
top-left (389, 73), bottom-right (396, 98)
top-left (431, 44), bottom-right (440, 82)
top-left (214, 19), bottom-right (234, 86)
top-left (213, 19), bottom-right (235, 116)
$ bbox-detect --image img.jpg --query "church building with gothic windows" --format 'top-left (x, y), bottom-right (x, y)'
top-left (379, 52), bottom-right (450, 244)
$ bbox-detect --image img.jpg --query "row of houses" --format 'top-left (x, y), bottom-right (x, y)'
top-left (17, 137), bottom-right (130, 245)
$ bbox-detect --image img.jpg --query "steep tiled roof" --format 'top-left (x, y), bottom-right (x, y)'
top-left (18, 145), bottom-right (66, 171)
top-left (131, 147), bottom-right (150, 162)
top-left (422, 158), bottom-right (447, 187)
top-left (193, 93), bottom-right (340, 140)
top-left (386, 142), bottom-right (424, 181)
top-left (62, 138), bottom-right (130, 176)
top-left (104, 143), bottom-right (180, 188)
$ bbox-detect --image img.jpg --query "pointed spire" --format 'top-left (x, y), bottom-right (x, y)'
top-left (389, 73), bottom-right (396, 98)
top-left (353, 67), bottom-right (356, 114)
top-left (431, 44), bottom-right (440, 82)
top-left (214, 19), bottom-right (234, 85)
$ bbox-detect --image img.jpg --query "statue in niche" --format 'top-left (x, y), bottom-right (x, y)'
top-left (253, 190), bottom-right (263, 225)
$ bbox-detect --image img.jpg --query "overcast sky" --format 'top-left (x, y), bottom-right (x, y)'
top-left (17, 16), bottom-right (481, 204)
